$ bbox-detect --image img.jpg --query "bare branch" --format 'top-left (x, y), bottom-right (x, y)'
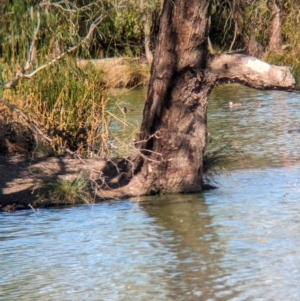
top-left (229, 19), bottom-right (238, 52)
top-left (24, 9), bottom-right (41, 72)
top-left (40, 0), bottom-right (78, 13)
top-left (3, 16), bottom-right (105, 89)
top-left (2, 0), bottom-right (122, 91)
top-left (28, 21), bottom-right (99, 78)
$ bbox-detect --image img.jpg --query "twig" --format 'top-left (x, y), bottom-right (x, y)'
top-left (24, 9), bottom-right (41, 71)
top-left (133, 131), bottom-right (162, 144)
top-left (28, 203), bottom-right (39, 218)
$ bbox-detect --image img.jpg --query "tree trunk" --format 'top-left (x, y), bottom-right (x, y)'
top-left (268, 1), bottom-right (283, 54)
top-left (96, 0), bottom-right (295, 199)
top-left (131, 0), bottom-right (211, 194)
top-left (245, 32), bottom-right (264, 57)
top-left (97, 0), bottom-right (211, 198)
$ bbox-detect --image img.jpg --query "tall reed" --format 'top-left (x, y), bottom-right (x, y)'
top-left (3, 58), bottom-right (115, 157)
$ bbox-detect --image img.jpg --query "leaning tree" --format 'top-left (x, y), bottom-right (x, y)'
top-left (97, 0), bottom-right (295, 198)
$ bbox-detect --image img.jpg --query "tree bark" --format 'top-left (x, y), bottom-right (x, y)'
top-left (268, 1), bottom-right (283, 54)
top-left (140, 0), bottom-right (154, 65)
top-left (245, 31), bottom-right (264, 57)
top-left (96, 0), bottom-right (295, 199)
top-left (142, 14), bottom-right (153, 65)
top-left (133, 0), bottom-right (211, 193)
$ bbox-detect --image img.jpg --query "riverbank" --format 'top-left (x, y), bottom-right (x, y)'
top-left (0, 154), bottom-right (107, 212)
top-left (0, 57), bottom-right (149, 212)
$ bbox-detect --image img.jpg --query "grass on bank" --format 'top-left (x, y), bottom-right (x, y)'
top-left (1, 57), bottom-right (148, 158)
top-left (0, 57), bottom-right (149, 206)
top-left (36, 172), bottom-right (93, 206)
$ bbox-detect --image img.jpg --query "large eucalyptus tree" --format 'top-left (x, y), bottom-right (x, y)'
top-left (97, 0), bottom-right (295, 198)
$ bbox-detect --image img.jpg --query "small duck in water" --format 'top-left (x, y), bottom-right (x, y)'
top-left (121, 107), bottom-right (134, 114)
top-left (229, 101), bottom-right (242, 108)
top-left (288, 126), bottom-right (300, 134)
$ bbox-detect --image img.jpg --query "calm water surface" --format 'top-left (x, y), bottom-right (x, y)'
top-left (1, 85), bottom-right (300, 300)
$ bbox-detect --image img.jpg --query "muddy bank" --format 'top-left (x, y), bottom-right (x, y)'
top-left (0, 57), bottom-right (149, 212)
top-left (0, 155), bottom-right (107, 212)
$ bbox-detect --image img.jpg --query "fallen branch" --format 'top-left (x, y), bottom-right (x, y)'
top-left (207, 53), bottom-right (296, 90)
top-left (28, 203), bottom-right (40, 218)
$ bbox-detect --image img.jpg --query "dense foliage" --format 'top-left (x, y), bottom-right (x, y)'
top-left (1, 1), bottom-right (300, 69)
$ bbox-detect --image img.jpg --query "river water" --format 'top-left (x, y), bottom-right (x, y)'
top-left (1, 84), bottom-right (300, 301)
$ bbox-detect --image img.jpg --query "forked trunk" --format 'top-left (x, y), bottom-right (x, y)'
top-left (96, 0), bottom-right (295, 199)
top-left (96, 0), bottom-right (211, 198)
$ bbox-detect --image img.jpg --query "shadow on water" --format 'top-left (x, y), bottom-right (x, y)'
top-left (0, 194), bottom-right (238, 301)
top-left (139, 193), bottom-right (238, 300)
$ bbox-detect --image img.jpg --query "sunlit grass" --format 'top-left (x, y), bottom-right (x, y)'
top-left (2, 57), bottom-right (145, 157)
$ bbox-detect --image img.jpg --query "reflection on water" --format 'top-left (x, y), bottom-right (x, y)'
top-left (1, 199), bottom-right (221, 301)
top-left (2, 85), bottom-right (300, 300)
top-left (205, 167), bottom-right (300, 300)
